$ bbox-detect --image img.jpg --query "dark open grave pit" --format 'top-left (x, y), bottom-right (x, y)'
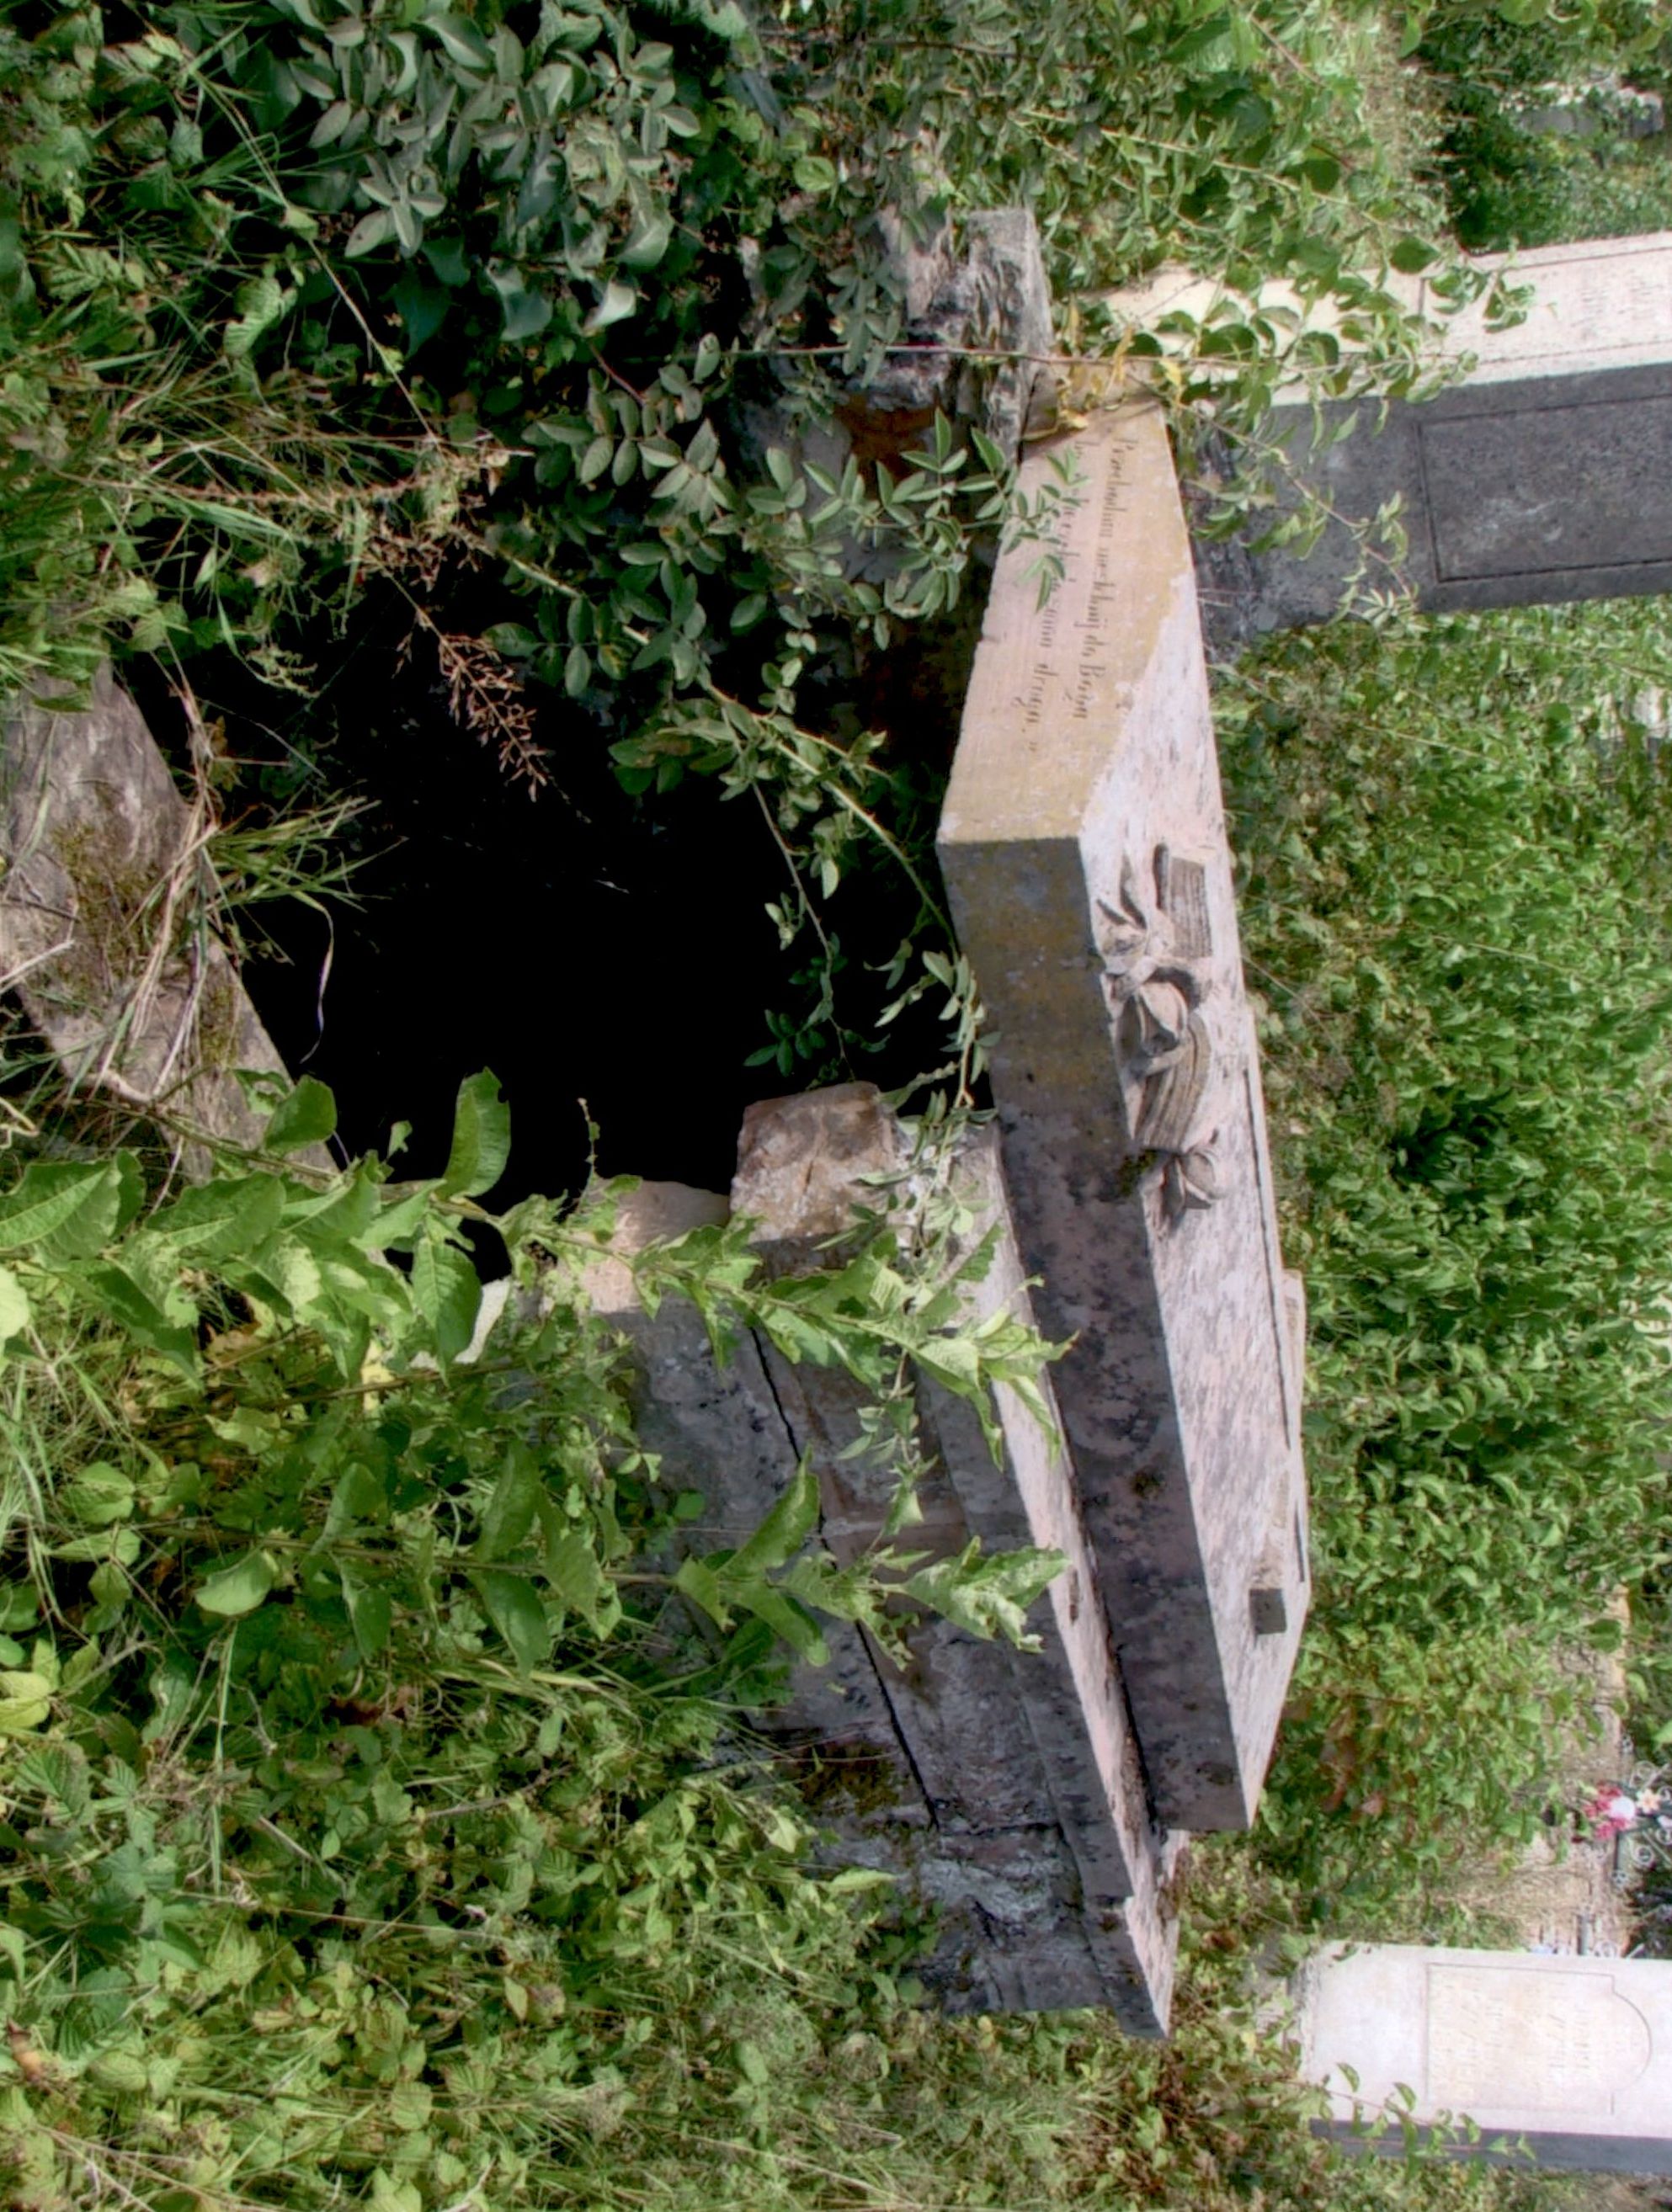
top-left (125, 596), bottom-right (973, 1209)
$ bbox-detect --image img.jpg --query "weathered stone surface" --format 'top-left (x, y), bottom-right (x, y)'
top-left (732, 1081), bottom-right (910, 1252)
top-left (577, 1177), bottom-right (918, 1795)
top-left (0, 669), bottom-right (317, 1166)
top-left (938, 400), bottom-right (1309, 1832)
top-left (1116, 233), bottom-right (1672, 635)
top-left (860, 208), bottom-right (1058, 460)
top-left (732, 1085), bottom-right (1181, 2034)
top-left (737, 208), bottom-right (1057, 530)
top-left (1296, 1943), bottom-right (1672, 2173)
top-left (1515, 77), bottom-right (1664, 140)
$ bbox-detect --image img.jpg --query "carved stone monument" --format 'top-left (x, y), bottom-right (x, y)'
top-left (1296, 1943), bottom-right (1672, 2173)
top-left (938, 398), bottom-right (1309, 1832)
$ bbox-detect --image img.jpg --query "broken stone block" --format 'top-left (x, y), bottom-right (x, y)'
top-left (575, 1175), bottom-right (926, 1834)
top-left (737, 208), bottom-right (1057, 516)
top-left (0, 668), bottom-right (320, 1168)
top-left (859, 208), bottom-right (1059, 461)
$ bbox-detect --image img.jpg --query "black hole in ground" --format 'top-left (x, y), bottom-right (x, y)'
top-left (132, 595), bottom-right (972, 1209)
top-left (248, 685), bottom-right (788, 1202)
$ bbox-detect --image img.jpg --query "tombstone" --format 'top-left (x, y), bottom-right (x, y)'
top-left (1296, 1943), bottom-right (1672, 2173)
top-left (1114, 231), bottom-right (1672, 635)
top-left (938, 398), bottom-right (1310, 1833)
top-left (578, 1106), bottom-right (1181, 2033)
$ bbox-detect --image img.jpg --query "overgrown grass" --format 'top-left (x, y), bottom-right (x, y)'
top-left (1220, 598), bottom-right (1672, 1917)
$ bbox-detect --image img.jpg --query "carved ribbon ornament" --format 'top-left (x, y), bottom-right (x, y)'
top-left (1097, 844), bottom-right (1222, 1222)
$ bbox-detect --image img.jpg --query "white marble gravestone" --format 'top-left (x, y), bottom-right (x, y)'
top-left (938, 399), bottom-right (1309, 1832)
top-left (1297, 1944), bottom-right (1672, 2173)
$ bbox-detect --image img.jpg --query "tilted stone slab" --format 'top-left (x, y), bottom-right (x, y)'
top-left (1296, 1943), bottom-right (1672, 2173)
top-left (0, 668), bottom-right (321, 1168)
top-left (938, 400), bottom-right (1308, 1832)
top-left (732, 1083), bottom-right (1180, 2033)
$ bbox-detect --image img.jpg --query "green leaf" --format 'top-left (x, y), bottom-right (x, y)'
top-left (1389, 237), bottom-right (1438, 276)
top-left (410, 1226), bottom-right (482, 1366)
top-left (346, 209), bottom-right (395, 257)
top-left (61, 1465), bottom-right (135, 1528)
top-left (904, 1541), bottom-right (1062, 1648)
top-left (0, 1674), bottom-right (51, 1735)
top-left (196, 1551), bottom-right (277, 1617)
top-left (727, 1458), bottom-right (820, 1576)
top-left (674, 1555), bottom-right (731, 1630)
top-left (578, 435), bottom-right (615, 486)
top-left (264, 1077), bottom-right (338, 1156)
top-left (728, 1577), bottom-right (828, 1663)
top-left (477, 1445), bottom-right (541, 1561)
top-left (429, 13), bottom-right (493, 69)
top-left (0, 1264), bottom-right (28, 1345)
top-left (539, 1512), bottom-right (618, 1635)
top-left (423, 235), bottom-right (470, 287)
top-left (583, 280), bottom-right (637, 334)
top-left (489, 269), bottom-right (552, 342)
top-left (224, 269), bottom-right (291, 359)
top-left (80, 1266), bottom-right (199, 1375)
top-left (439, 1071), bottom-right (510, 1198)
top-left (471, 1570), bottom-right (551, 1673)
top-left (915, 1335), bottom-right (982, 1394)
top-left (391, 266), bottom-right (450, 350)
top-left (342, 1571), bottom-right (391, 1661)
top-left (621, 212), bottom-right (671, 270)
top-left (0, 1162), bottom-right (125, 1260)
top-left (147, 1175), bottom-right (285, 1258)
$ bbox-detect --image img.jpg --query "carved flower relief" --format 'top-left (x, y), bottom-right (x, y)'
top-left (1094, 847), bottom-right (1224, 1221)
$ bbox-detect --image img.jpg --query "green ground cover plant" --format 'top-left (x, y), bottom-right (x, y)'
top-left (1410, 0), bottom-right (1670, 247)
top-left (0, 1061), bottom-right (1565, 2210)
top-left (11, 2), bottom-right (1672, 2204)
top-left (1219, 599), bottom-right (1672, 1917)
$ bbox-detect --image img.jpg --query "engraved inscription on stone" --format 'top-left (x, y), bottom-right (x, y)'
top-left (940, 399), bottom-right (1311, 1832)
top-left (1156, 848), bottom-right (1211, 960)
top-left (1095, 843), bottom-right (1224, 1222)
top-left (1427, 1965), bottom-right (1653, 2115)
top-left (1022, 433), bottom-right (1132, 737)
top-left (1454, 244), bottom-right (1672, 370)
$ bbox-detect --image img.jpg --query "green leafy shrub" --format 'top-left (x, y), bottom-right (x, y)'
top-left (1220, 601), bottom-right (1672, 1902)
top-left (0, 1068), bottom-right (1569, 2209)
top-left (0, 0), bottom-right (1483, 1076)
top-left (1411, 0), bottom-right (1669, 247)
top-left (0, 1067), bottom-right (1078, 2204)
top-left (1, 0), bottom-right (1459, 706)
